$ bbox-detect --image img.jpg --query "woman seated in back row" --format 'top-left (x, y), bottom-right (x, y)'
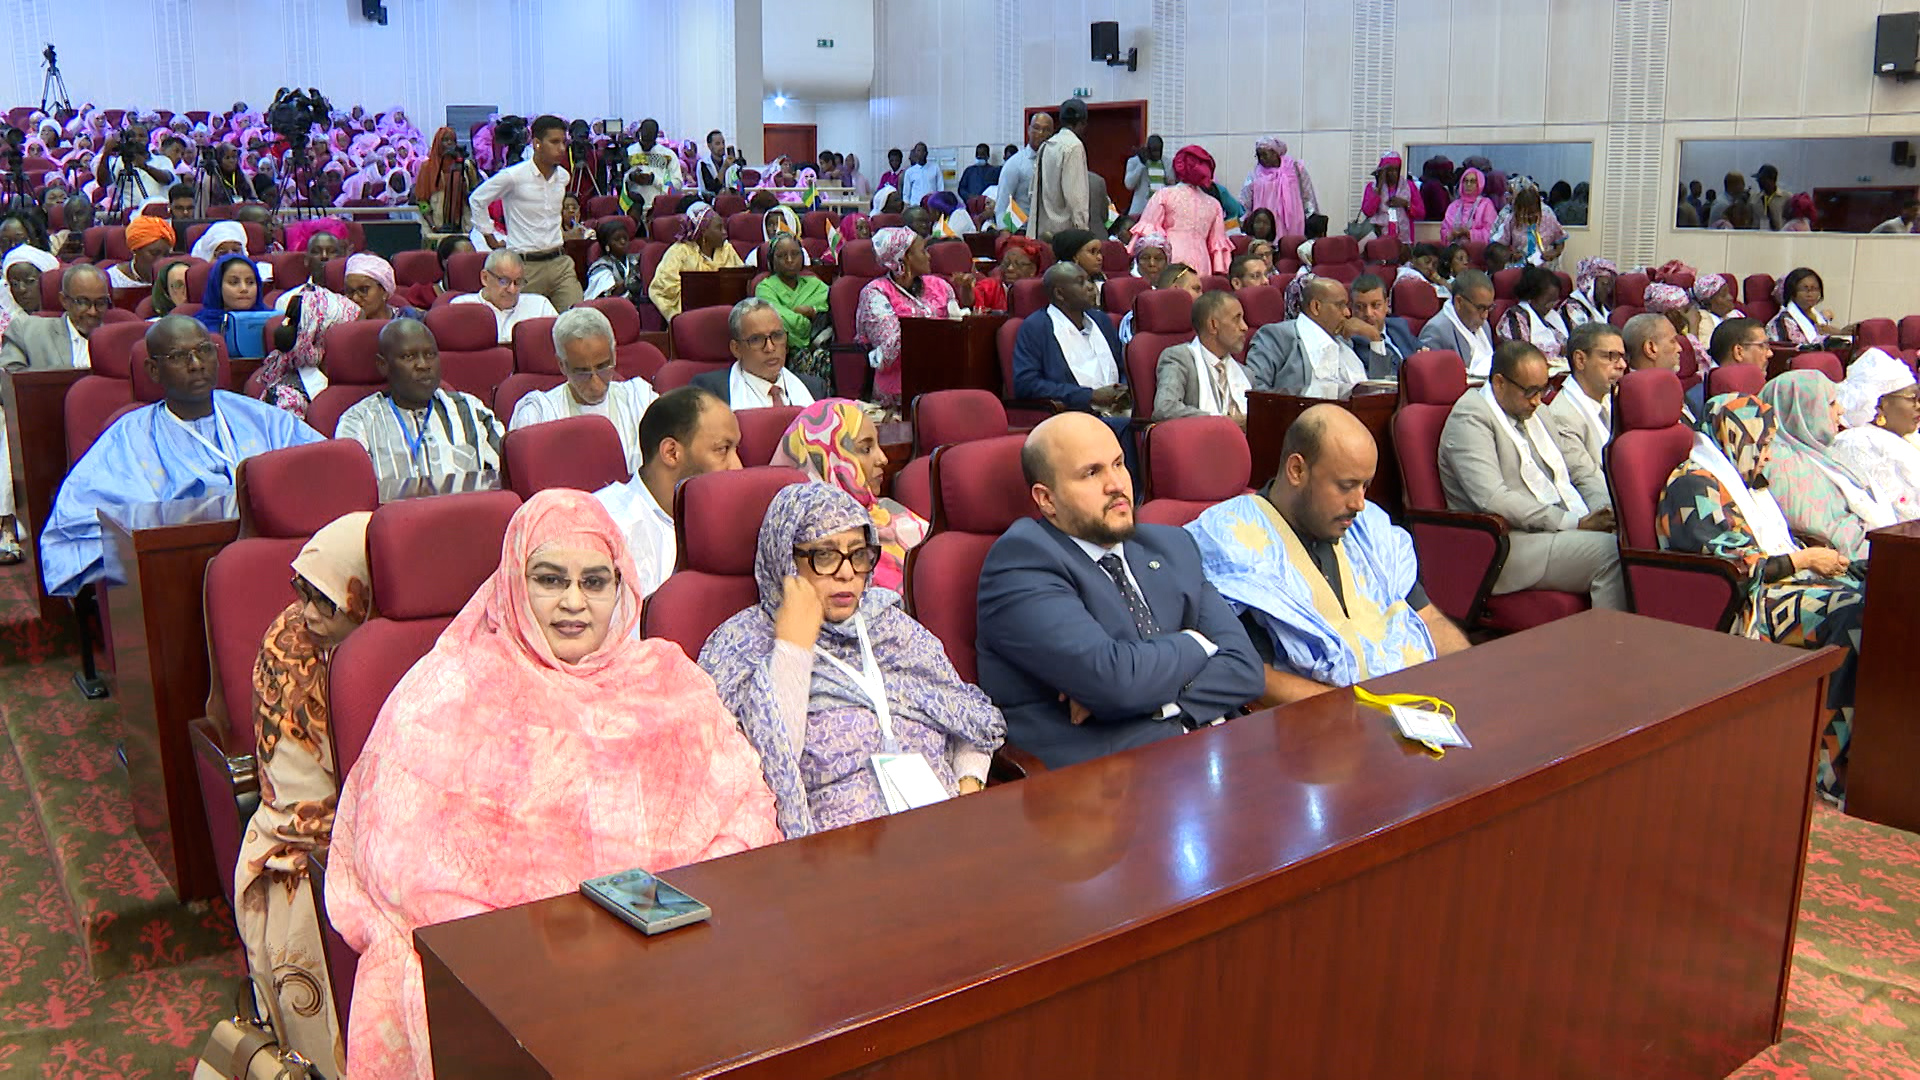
top-left (235, 511), bottom-right (374, 1079)
top-left (649, 200), bottom-right (744, 321)
top-left (1768, 267), bottom-right (1856, 346)
top-left (854, 227), bottom-right (972, 410)
top-left (755, 233), bottom-right (832, 385)
top-left (770, 398), bottom-right (928, 592)
top-left (327, 490), bottom-right (778, 1080)
top-left (1757, 370), bottom-right (1892, 562)
top-left (1830, 349), bottom-right (1920, 522)
top-left (1655, 394), bottom-right (1863, 802)
top-left (700, 483), bottom-right (1006, 839)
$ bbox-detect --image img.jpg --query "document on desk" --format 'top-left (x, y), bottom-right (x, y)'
top-left (871, 753), bottom-right (951, 814)
top-left (1389, 704), bottom-right (1470, 749)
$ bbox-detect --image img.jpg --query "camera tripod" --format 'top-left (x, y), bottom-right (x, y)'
top-left (41, 45), bottom-right (71, 115)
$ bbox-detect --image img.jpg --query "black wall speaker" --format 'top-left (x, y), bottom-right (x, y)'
top-left (1895, 140), bottom-right (1916, 168)
top-left (362, 0), bottom-right (389, 26)
top-left (1875, 12), bottom-right (1918, 78)
top-left (1091, 21), bottom-right (1119, 62)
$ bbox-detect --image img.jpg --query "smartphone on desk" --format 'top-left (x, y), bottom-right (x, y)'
top-left (580, 869), bottom-right (712, 936)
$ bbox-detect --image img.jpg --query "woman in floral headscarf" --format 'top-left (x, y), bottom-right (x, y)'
top-left (1644, 282), bottom-right (1709, 370)
top-left (1564, 256), bottom-right (1617, 327)
top-left (1442, 167), bottom-right (1498, 245)
top-left (970, 234), bottom-right (1042, 314)
top-left (1133, 145), bottom-right (1230, 275)
top-left (647, 200), bottom-right (743, 320)
top-left (1238, 137), bottom-right (1317, 238)
top-left (1693, 273), bottom-right (1745, 340)
top-left (770, 400), bottom-right (930, 593)
top-left (1655, 393), bottom-right (1864, 800)
top-left (853, 226), bottom-right (972, 408)
top-left (1128, 230), bottom-right (1171, 280)
top-left (698, 482), bottom-right (1003, 840)
top-left (255, 287), bottom-right (362, 418)
top-left (1758, 370), bottom-right (1894, 560)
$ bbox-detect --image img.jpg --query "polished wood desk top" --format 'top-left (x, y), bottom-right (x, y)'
top-left (418, 610), bottom-right (1837, 1079)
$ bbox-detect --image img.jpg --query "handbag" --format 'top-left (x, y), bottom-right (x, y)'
top-left (192, 987), bottom-right (317, 1080)
top-left (1344, 215), bottom-right (1376, 240)
top-left (223, 310), bottom-right (278, 360)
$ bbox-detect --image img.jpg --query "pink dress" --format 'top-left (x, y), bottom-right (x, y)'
top-left (1133, 184), bottom-right (1231, 275)
top-left (855, 274), bottom-right (958, 399)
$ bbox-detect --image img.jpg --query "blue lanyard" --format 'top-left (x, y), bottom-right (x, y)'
top-left (387, 395), bottom-right (431, 463)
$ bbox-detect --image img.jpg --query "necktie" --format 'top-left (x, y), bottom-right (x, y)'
top-left (1212, 357), bottom-right (1244, 424)
top-left (769, 383), bottom-right (786, 407)
top-left (1097, 554), bottom-right (1160, 637)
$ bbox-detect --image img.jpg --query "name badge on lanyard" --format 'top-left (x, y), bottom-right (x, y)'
top-left (388, 396), bottom-right (432, 465)
top-left (164, 402), bottom-right (239, 482)
top-left (814, 616), bottom-right (950, 814)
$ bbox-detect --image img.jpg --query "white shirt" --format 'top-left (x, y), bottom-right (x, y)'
top-left (452, 290), bottom-right (559, 344)
top-left (272, 280), bottom-right (316, 314)
top-left (1065, 534), bottom-right (1219, 722)
top-left (508, 378), bottom-right (658, 476)
top-left (1185, 337), bottom-right (1249, 417)
top-left (1564, 377), bottom-right (1612, 450)
top-left (901, 162), bottom-right (943, 205)
top-left (1295, 315), bottom-right (1367, 399)
top-left (594, 475), bottom-right (676, 598)
top-left (466, 160), bottom-right (571, 253)
top-left (105, 263), bottom-right (149, 291)
top-left (1046, 305), bottom-right (1119, 389)
top-left (728, 363), bottom-right (816, 409)
top-left (103, 154), bottom-right (177, 208)
top-left (66, 317), bottom-right (92, 370)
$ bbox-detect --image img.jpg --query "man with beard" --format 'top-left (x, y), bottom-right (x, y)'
top-left (974, 412), bottom-right (1263, 768)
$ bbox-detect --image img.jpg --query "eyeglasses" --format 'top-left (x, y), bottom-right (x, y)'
top-left (291, 576), bottom-right (336, 617)
top-left (1498, 375), bottom-right (1551, 401)
top-left (1587, 349), bottom-right (1628, 363)
top-left (1885, 391), bottom-right (1920, 407)
top-left (565, 361), bottom-right (618, 383)
top-left (485, 271), bottom-right (524, 290)
top-left (344, 282), bottom-right (384, 301)
top-left (1455, 296), bottom-right (1492, 316)
top-left (62, 294), bottom-right (111, 312)
top-left (526, 569), bottom-right (621, 599)
top-left (793, 545), bottom-right (880, 576)
top-left (154, 342), bottom-right (220, 366)
top-left (736, 329), bottom-right (788, 351)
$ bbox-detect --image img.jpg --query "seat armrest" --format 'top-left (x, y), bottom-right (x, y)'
top-left (1616, 546), bottom-right (1749, 632)
top-left (190, 715), bottom-right (258, 799)
top-left (1401, 507), bottom-right (1512, 627)
top-left (988, 744), bottom-right (1048, 785)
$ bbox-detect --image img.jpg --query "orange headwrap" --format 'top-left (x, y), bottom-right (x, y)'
top-left (124, 216), bottom-right (176, 253)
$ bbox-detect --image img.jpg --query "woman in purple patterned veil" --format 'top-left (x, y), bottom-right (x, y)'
top-left (698, 483), bottom-right (1006, 839)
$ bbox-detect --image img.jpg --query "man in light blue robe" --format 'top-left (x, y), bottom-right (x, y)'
top-left (1186, 405), bottom-right (1469, 706)
top-left (41, 316), bottom-right (324, 597)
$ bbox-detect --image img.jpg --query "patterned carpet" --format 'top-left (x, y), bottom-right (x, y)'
top-left (0, 563), bottom-right (1912, 1076)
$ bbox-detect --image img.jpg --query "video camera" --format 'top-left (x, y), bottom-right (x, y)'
top-left (493, 115), bottom-right (528, 166)
top-left (268, 86), bottom-right (332, 146)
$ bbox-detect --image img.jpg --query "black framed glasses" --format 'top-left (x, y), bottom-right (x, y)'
top-left (62, 293), bottom-right (112, 312)
top-left (291, 576), bottom-right (336, 617)
top-left (735, 329), bottom-right (788, 351)
top-left (155, 341), bottom-right (220, 366)
top-left (793, 545), bottom-right (880, 576)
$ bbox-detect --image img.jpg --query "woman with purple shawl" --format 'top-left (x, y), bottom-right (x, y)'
top-left (698, 483), bottom-right (1005, 839)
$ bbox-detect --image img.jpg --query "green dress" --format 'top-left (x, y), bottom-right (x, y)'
top-left (756, 272), bottom-right (832, 384)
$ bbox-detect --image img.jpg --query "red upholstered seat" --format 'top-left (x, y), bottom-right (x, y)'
top-left (1308, 235), bottom-right (1363, 284)
top-left (1392, 276), bottom-right (1442, 333)
top-left (895, 390), bottom-right (1010, 519)
top-left (870, 213), bottom-right (904, 230)
top-left (580, 298), bottom-right (666, 380)
top-left (240, 440), bottom-right (380, 539)
top-left (1742, 274), bottom-right (1776, 310)
top-left (1394, 349), bottom-right (1586, 631)
top-left (1790, 351), bottom-right (1844, 382)
top-left (445, 251), bottom-right (486, 294)
top-left (996, 315), bottom-right (1058, 428)
top-left (1491, 268), bottom-right (1521, 300)
top-left (260, 252), bottom-right (310, 290)
top-left (670, 304), bottom-right (733, 364)
top-left (511, 316), bottom-right (560, 374)
top-left (1900, 316), bottom-right (1920, 351)
top-left (904, 435), bottom-right (1036, 681)
top-left (1124, 288), bottom-right (1196, 420)
top-left (1101, 275), bottom-right (1151, 319)
top-left (1705, 363), bottom-right (1764, 400)
top-left (829, 273), bottom-right (869, 345)
top-left (393, 250), bottom-right (440, 288)
top-left (650, 359), bottom-right (729, 392)
top-left (1360, 236), bottom-right (1405, 266)
top-left (1237, 283), bottom-right (1285, 330)
top-left (424, 304), bottom-right (513, 399)
top-left (799, 211), bottom-right (831, 239)
top-left (1607, 305), bottom-right (1643, 329)
top-left (1009, 278), bottom-right (1048, 318)
top-left (840, 239), bottom-right (880, 279)
top-left (1605, 367), bottom-right (1744, 630)
top-left (304, 319), bottom-right (389, 437)
top-left (493, 374), bottom-right (564, 421)
top-left (927, 241), bottom-right (972, 278)
top-left (65, 324), bottom-right (146, 461)
top-left (1138, 416), bottom-right (1251, 526)
top-left (644, 467), bottom-right (808, 657)
top-left (502, 414), bottom-right (629, 498)
top-left (1464, 241), bottom-right (1489, 269)
top-left (725, 213), bottom-right (761, 245)
top-left (1614, 272), bottom-right (1650, 308)
top-left (1852, 318), bottom-right (1898, 356)
top-left (1098, 240), bottom-right (1130, 275)
top-left (734, 406), bottom-right (804, 467)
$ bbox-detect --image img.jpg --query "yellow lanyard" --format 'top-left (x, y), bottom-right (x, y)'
top-left (1353, 685), bottom-right (1459, 757)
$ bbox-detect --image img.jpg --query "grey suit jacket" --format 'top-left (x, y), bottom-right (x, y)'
top-left (1151, 341), bottom-right (1238, 422)
top-left (1439, 387), bottom-right (1611, 537)
top-left (1416, 312), bottom-right (1492, 375)
top-left (0, 315), bottom-right (81, 372)
top-left (1244, 319), bottom-right (1365, 395)
top-left (1538, 384), bottom-right (1610, 483)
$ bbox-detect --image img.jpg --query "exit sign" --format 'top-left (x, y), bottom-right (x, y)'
top-left (1073, 86), bottom-right (1091, 97)
top-left (817, 38), bottom-right (834, 47)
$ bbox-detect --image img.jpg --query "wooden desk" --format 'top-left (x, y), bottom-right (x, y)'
top-left (682, 268), bottom-right (759, 314)
top-left (898, 313), bottom-right (1009, 403)
top-left (1846, 519), bottom-right (1920, 832)
top-left (4, 368), bottom-right (90, 624)
top-left (1247, 386), bottom-right (1400, 512)
top-left (102, 496), bottom-right (242, 902)
top-left (419, 610), bottom-right (1835, 1080)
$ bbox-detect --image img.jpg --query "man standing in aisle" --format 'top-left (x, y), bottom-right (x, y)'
top-left (900, 142), bottom-right (944, 205)
top-left (1031, 98), bottom-right (1090, 242)
top-left (467, 114), bottom-right (583, 311)
top-left (624, 118), bottom-right (684, 216)
top-left (996, 112), bottom-right (1053, 234)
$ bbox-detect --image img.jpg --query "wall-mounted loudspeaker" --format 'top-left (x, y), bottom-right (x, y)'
top-left (1091, 21), bottom-right (1119, 62)
top-left (1895, 140), bottom-right (1916, 168)
top-left (362, 0), bottom-right (389, 26)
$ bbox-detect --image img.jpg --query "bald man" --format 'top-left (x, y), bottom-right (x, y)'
top-left (1187, 405), bottom-right (1468, 707)
top-left (41, 316), bottom-right (322, 596)
top-left (334, 318), bottom-right (504, 486)
top-left (974, 413), bottom-right (1263, 768)
top-left (1245, 276), bottom-right (1369, 397)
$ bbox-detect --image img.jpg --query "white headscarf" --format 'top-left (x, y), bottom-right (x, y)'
top-left (1836, 348), bottom-right (1917, 430)
top-left (1, 245), bottom-right (58, 319)
top-left (189, 220), bottom-right (250, 262)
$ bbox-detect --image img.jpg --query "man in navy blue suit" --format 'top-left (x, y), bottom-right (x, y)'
top-left (1011, 263), bottom-right (1131, 416)
top-left (1345, 273), bottom-right (1421, 378)
top-left (974, 412), bottom-right (1264, 768)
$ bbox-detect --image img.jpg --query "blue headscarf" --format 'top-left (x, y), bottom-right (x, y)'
top-left (195, 252), bottom-right (270, 334)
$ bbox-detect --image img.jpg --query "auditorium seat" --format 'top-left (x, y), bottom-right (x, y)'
top-left (829, 239), bottom-right (878, 346)
top-left (585, 195), bottom-right (622, 219)
top-left (1237, 283), bottom-right (1284, 331)
top-left (903, 435), bottom-right (1035, 681)
top-left (800, 211), bottom-right (831, 239)
top-left (870, 213), bottom-right (904, 230)
top-left (893, 390), bottom-right (1009, 520)
top-left (1138, 416), bottom-right (1250, 526)
top-left (326, 487), bottom-right (523, 1023)
top-left (1098, 240), bottom-right (1131, 276)
top-left (1392, 277), bottom-right (1442, 333)
top-left (581, 297), bottom-right (668, 380)
top-left (192, 439), bottom-right (378, 908)
top-left (1851, 318), bottom-right (1898, 357)
top-left (1464, 241), bottom-right (1488, 269)
top-left (424, 304), bottom-right (513, 399)
top-left (1009, 278), bottom-right (1048, 318)
top-left (1705, 362), bottom-right (1764, 400)
top-left (996, 316), bottom-right (1058, 429)
top-left (649, 360), bottom-right (708, 392)
top-left (1308, 235), bottom-right (1364, 284)
top-left (1900, 316), bottom-right (1920, 351)
top-left (643, 467), bottom-right (807, 657)
top-left (1394, 349), bottom-right (1588, 632)
top-left (502, 414), bottom-right (629, 498)
top-left (1101, 275), bottom-right (1151, 320)
top-left (726, 213), bottom-right (762, 246)
top-left (445, 250), bottom-right (486, 294)
top-left (670, 305), bottom-right (733, 364)
top-left (1605, 367), bottom-right (1744, 631)
top-left (1790, 351), bottom-right (1844, 382)
top-left (510, 316), bottom-right (560, 374)
top-left (1614, 272), bottom-right (1650, 309)
top-left (393, 250), bottom-right (441, 289)
top-left (1124, 288), bottom-right (1196, 421)
top-left (1492, 268), bottom-right (1522, 301)
top-left (1360, 235), bottom-right (1404, 268)
top-left (734, 405), bottom-right (804, 467)
top-left (1279, 235), bottom-right (1307, 264)
top-left (304, 319), bottom-right (388, 437)
top-left (927, 241), bottom-right (972, 278)
top-left (61, 321), bottom-right (151, 462)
